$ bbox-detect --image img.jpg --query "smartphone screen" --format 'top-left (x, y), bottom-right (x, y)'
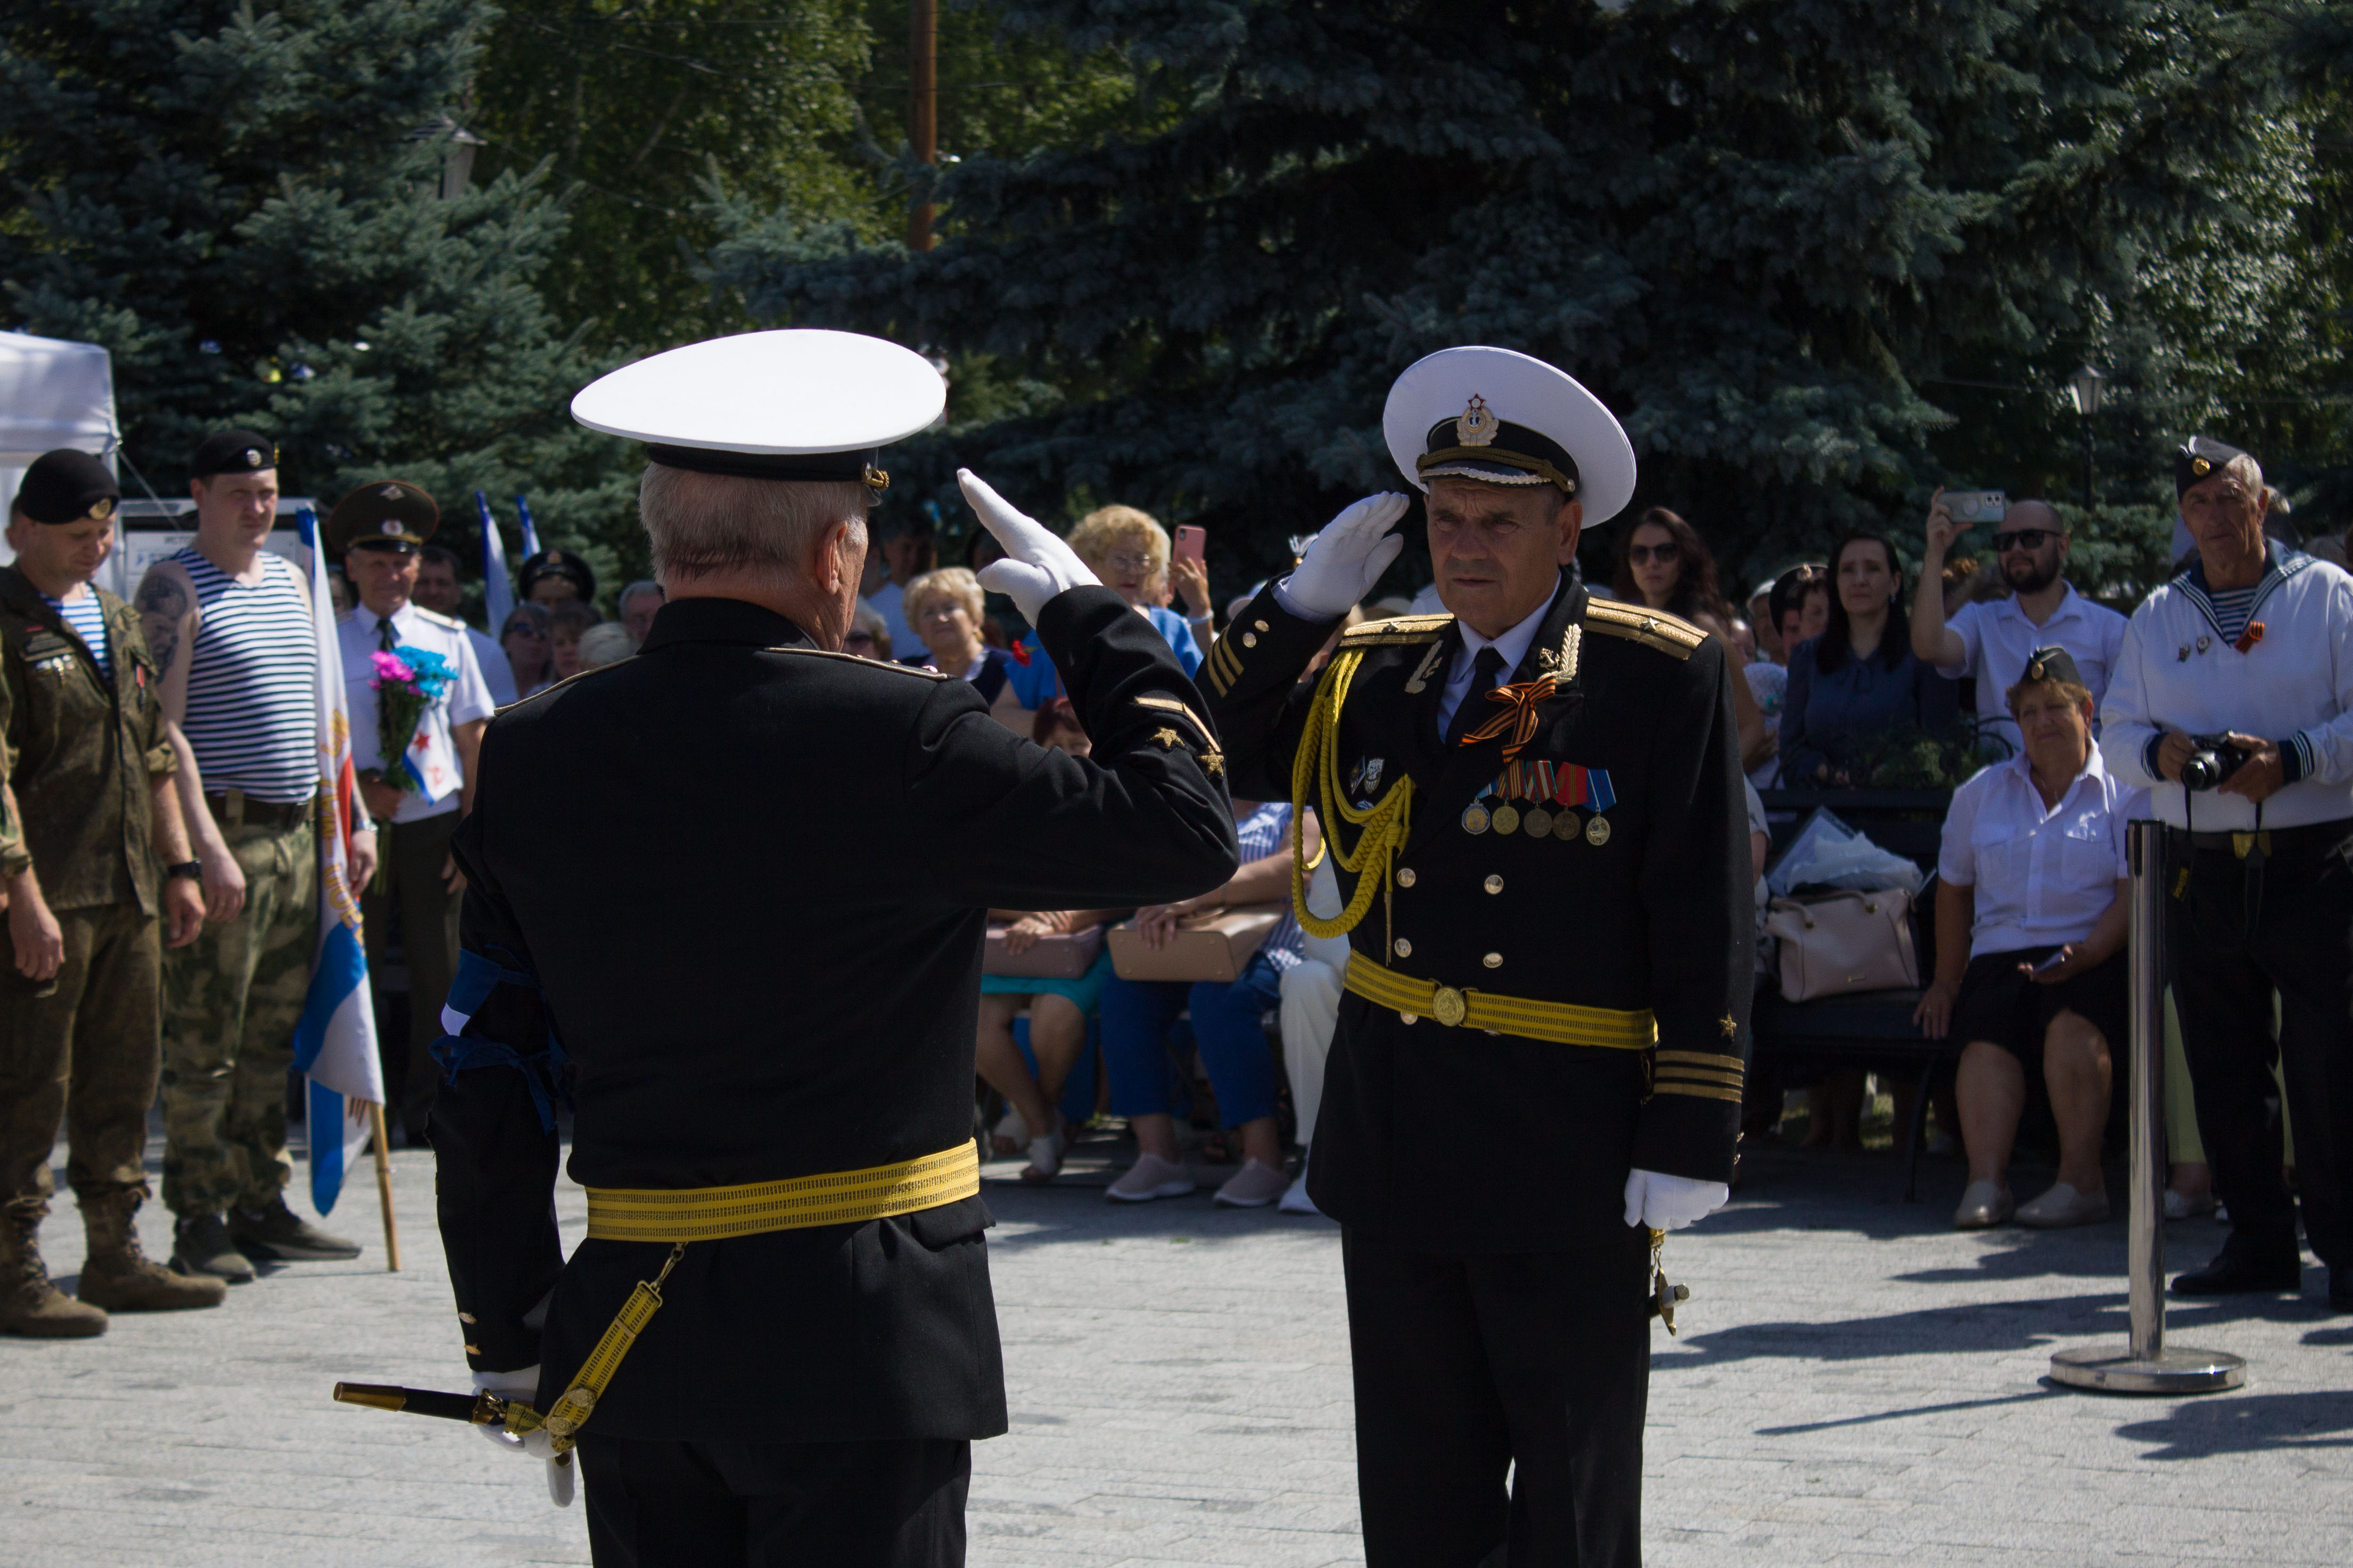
top-left (1175, 525), bottom-right (1206, 563)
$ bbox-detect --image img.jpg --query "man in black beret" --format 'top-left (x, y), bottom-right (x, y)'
top-left (3, 451), bottom-right (222, 1336)
top-left (517, 548), bottom-right (595, 608)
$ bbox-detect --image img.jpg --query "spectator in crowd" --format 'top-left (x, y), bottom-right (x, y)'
top-left (516, 547), bottom-right (595, 608)
top-left (2, 450), bottom-right (221, 1336)
top-left (1770, 564), bottom-right (1831, 657)
top-left (1914, 491), bottom-right (2127, 756)
top-left (546, 601), bottom-right (598, 684)
top-left (1916, 648), bottom-right (2137, 1229)
top-left (616, 579), bottom-right (665, 648)
top-left (498, 603), bottom-right (554, 698)
top-left (1612, 507), bottom-right (1774, 771)
top-left (2104, 435), bottom-right (2353, 1309)
top-left (1781, 533), bottom-right (1959, 786)
top-left (996, 505), bottom-right (1207, 728)
top-left (1172, 537), bottom-right (1216, 652)
top-left (576, 622), bottom-right (635, 671)
top-left (412, 544), bottom-right (517, 705)
top-left (1099, 798), bottom-right (1319, 1208)
top-left (975, 704), bottom-right (1116, 1182)
top-left (900, 566), bottom-right (1016, 709)
top-left (333, 484), bottom-right (496, 1145)
top-left (136, 431), bottom-right (365, 1281)
top-left (844, 598), bottom-right (890, 660)
top-left (1276, 851), bottom-right (1347, 1216)
top-left (1749, 579), bottom-right (1782, 663)
top-left (865, 513), bottom-right (937, 659)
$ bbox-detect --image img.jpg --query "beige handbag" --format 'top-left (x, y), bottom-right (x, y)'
top-left (1107, 904), bottom-right (1284, 983)
top-left (1764, 889), bottom-right (1920, 1001)
top-left (982, 922), bottom-right (1105, 980)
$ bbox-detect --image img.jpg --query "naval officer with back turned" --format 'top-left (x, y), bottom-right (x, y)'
top-left (1211, 346), bottom-right (1750, 1567)
top-left (430, 329), bottom-right (1239, 1565)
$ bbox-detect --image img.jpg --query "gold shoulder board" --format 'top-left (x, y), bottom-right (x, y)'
top-left (1583, 600), bottom-right (1705, 659)
top-left (1339, 613), bottom-right (1454, 648)
top-left (769, 646), bottom-right (950, 679)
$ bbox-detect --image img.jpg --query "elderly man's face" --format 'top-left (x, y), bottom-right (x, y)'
top-left (621, 589), bottom-right (662, 645)
top-left (413, 558), bottom-right (462, 615)
top-left (1426, 477), bottom-right (1581, 638)
top-left (2182, 468), bottom-right (2269, 579)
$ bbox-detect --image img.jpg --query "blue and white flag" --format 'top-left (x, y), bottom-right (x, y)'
top-left (478, 490), bottom-right (516, 635)
top-left (292, 507), bottom-right (385, 1215)
top-left (516, 492), bottom-right (543, 562)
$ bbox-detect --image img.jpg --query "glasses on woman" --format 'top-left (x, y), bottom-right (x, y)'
top-left (1627, 542), bottom-right (1681, 566)
top-left (1100, 550), bottom-right (1158, 574)
top-left (1993, 529), bottom-right (2055, 554)
top-left (843, 630), bottom-right (877, 650)
top-left (503, 621), bottom-right (548, 640)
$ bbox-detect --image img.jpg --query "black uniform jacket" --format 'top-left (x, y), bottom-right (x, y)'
top-left (1211, 577), bottom-right (1750, 1253)
top-left (437, 587), bottom-right (1239, 1444)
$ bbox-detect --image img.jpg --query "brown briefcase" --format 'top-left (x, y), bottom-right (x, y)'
top-left (1106, 904), bottom-right (1284, 984)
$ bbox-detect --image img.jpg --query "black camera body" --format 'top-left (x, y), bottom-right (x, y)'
top-left (2181, 733), bottom-right (2252, 792)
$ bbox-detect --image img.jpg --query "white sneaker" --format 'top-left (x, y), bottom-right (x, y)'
top-left (1213, 1158), bottom-right (1291, 1208)
top-left (1277, 1152), bottom-right (1322, 1215)
top-left (2164, 1188), bottom-right (2217, 1221)
top-left (2017, 1182), bottom-right (2110, 1229)
top-left (1107, 1152), bottom-right (1196, 1203)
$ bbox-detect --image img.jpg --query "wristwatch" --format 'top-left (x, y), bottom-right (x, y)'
top-left (164, 860), bottom-right (203, 882)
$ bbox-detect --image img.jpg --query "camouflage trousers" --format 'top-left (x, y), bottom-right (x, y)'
top-left (161, 816), bottom-right (315, 1217)
top-left (0, 901), bottom-right (162, 1218)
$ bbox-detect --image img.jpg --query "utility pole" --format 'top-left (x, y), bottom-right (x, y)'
top-left (908, 0), bottom-right (937, 252)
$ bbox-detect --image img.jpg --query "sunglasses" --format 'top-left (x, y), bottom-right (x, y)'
top-left (503, 622), bottom-right (548, 640)
top-left (1627, 542), bottom-right (1681, 566)
top-left (1994, 529), bottom-right (2057, 552)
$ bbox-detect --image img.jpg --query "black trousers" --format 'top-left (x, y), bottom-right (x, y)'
top-left (1343, 1225), bottom-right (1651, 1568)
top-left (577, 1434), bottom-right (969, 1567)
top-left (361, 810), bottom-right (461, 1136)
top-left (2168, 826), bottom-right (2353, 1268)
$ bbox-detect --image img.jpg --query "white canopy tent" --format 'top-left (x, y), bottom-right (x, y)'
top-left (0, 329), bottom-right (120, 570)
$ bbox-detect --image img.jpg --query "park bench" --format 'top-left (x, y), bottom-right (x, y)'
top-left (1753, 787), bottom-right (1953, 1200)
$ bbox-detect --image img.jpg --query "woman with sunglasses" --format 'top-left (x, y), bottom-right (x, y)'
top-left (1612, 507), bottom-right (1776, 771)
top-left (498, 601), bottom-right (555, 698)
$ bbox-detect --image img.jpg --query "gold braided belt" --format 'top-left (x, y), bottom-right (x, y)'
top-left (1344, 953), bottom-right (1657, 1049)
top-left (585, 1142), bottom-right (981, 1243)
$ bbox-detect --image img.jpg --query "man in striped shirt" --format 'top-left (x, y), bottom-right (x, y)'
top-left (135, 431), bottom-right (373, 1283)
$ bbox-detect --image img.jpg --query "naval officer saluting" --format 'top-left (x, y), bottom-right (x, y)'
top-left (1211, 346), bottom-right (1750, 1567)
top-left (430, 329), bottom-right (1239, 1564)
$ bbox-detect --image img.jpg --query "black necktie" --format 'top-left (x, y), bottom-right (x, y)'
top-left (1445, 646), bottom-right (1507, 748)
top-left (377, 615), bottom-right (398, 653)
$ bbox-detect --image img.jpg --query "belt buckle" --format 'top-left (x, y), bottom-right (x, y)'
top-left (1430, 985), bottom-right (1469, 1028)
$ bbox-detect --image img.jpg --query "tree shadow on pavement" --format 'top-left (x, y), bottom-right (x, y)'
top-left (2112, 1389), bottom-right (2353, 1458)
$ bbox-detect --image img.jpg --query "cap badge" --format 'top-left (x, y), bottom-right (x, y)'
top-left (89, 497), bottom-right (116, 521)
top-left (380, 521), bottom-right (406, 537)
top-left (380, 484), bottom-right (401, 499)
top-left (1456, 394), bottom-right (1499, 448)
top-left (2191, 455), bottom-right (2212, 477)
top-left (244, 448), bottom-right (262, 467)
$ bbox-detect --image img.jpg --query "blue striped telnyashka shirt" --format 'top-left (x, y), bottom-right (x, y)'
top-left (42, 589), bottom-right (111, 683)
top-left (1236, 800), bottom-right (1307, 972)
top-left (175, 547), bottom-right (318, 804)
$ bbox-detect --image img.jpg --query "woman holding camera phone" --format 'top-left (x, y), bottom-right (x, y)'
top-left (1915, 648), bottom-right (2140, 1229)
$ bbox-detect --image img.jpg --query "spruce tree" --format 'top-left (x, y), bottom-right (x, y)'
top-left (712, 0), bottom-right (2310, 591)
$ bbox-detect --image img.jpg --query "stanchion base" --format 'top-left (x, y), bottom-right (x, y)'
top-left (2048, 1345), bottom-right (2246, 1395)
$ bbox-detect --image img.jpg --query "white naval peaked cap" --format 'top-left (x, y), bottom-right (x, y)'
top-left (571, 329), bottom-right (947, 485)
top-left (1382, 345), bottom-right (1637, 525)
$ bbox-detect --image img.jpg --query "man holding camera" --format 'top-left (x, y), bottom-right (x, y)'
top-left (1914, 490), bottom-right (2125, 756)
top-left (2103, 436), bottom-right (2353, 1311)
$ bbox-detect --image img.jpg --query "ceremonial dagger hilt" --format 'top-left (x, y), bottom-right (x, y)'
top-left (333, 1381), bottom-right (514, 1426)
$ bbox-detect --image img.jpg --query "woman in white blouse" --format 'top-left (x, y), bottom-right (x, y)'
top-left (1916, 647), bottom-right (2144, 1231)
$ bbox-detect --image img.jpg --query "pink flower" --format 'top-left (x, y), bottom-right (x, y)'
top-left (371, 650), bottom-right (415, 683)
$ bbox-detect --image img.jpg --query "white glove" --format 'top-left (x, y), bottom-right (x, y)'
top-left (1623, 1168), bottom-right (1730, 1232)
top-left (1280, 493), bottom-right (1412, 619)
top-left (471, 1366), bottom-right (575, 1507)
top-left (960, 468), bottom-right (1101, 624)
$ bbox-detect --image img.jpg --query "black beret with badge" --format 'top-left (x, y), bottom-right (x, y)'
top-left (327, 480), bottom-right (439, 554)
top-left (190, 428), bottom-right (279, 478)
top-left (12, 448), bottom-right (121, 525)
top-left (2175, 435), bottom-right (2251, 498)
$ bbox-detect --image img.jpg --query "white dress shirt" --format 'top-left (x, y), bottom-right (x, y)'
top-left (339, 600), bottom-right (497, 824)
top-left (1433, 582), bottom-right (1559, 738)
top-left (2100, 549), bottom-right (2353, 829)
top-left (1936, 583), bottom-right (2127, 752)
top-left (1938, 747), bottom-right (2143, 955)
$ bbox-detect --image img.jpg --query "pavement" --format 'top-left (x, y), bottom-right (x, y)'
top-left (6, 1127), bottom-right (2351, 1566)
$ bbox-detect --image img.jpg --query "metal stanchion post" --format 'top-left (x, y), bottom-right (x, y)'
top-left (2050, 819), bottom-right (2244, 1394)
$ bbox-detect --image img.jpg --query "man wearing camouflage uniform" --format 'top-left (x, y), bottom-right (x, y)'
top-left (2, 450), bottom-right (223, 1336)
top-left (138, 431), bottom-right (366, 1280)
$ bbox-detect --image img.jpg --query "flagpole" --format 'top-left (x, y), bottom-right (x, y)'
top-left (370, 1102), bottom-right (402, 1272)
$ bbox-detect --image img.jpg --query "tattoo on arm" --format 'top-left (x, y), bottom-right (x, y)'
top-left (136, 572), bottom-right (189, 674)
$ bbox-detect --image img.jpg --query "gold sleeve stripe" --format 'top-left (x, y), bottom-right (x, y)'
top-left (1214, 636), bottom-right (1244, 682)
top-left (1655, 1082), bottom-right (1744, 1103)
top-left (1657, 1050), bottom-right (1744, 1070)
top-left (1133, 694), bottom-right (1214, 739)
top-left (1657, 1068), bottom-right (1745, 1090)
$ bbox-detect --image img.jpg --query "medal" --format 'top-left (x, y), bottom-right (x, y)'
top-left (1492, 803), bottom-right (1521, 836)
top-left (1462, 803), bottom-right (1491, 835)
top-left (1524, 806), bottom-right (1554, 838)
top-left (1552, 810), bottom-right (1580, 841)
top-left (1585, 814), bottom-right (1612, 847)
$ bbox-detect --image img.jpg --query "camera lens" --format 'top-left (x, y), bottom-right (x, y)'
top-left (2182, 751), bottom-right (2222, 791)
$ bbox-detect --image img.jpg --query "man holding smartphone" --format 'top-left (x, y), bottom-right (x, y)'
top-left (1913, 488), bottom-right (2126, 755)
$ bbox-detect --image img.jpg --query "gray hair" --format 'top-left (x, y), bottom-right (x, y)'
top-left (618, 577), bottom-right (664, 610)
top-left (638, 465), bottom-right (870, 582)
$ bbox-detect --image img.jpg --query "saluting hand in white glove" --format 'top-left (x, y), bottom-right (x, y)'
top-left (1282, 493), bottom-right (1413, 620)
top-left (960, 469), bottom-right (1101, 624)
top-left (1623, 1168), bottom-right (1730, 1232)
top-left (471, 1366), bottom-right (575, 1507)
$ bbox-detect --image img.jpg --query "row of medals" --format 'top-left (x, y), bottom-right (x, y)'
top-left (1463, 797), bottom-right (1611, 846)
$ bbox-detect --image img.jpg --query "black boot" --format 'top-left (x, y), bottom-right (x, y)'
top-left (172, 1213), bottom-right (257, 1284)
top-left (2172, 1235), bottom-right (2302, 1297)
top-left (229, 1195), bottom-right (361, 1261)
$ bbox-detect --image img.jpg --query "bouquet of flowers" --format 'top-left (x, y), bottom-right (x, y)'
top-left (371, 645), bottom-right (457, 795)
